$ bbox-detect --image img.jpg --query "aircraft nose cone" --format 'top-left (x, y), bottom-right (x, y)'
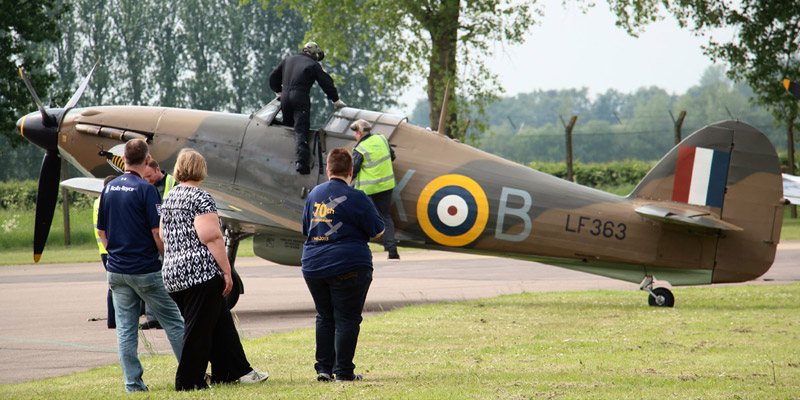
top-left (18, 111), bottom-right (58, 151)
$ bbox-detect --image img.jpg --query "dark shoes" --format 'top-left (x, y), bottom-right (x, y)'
top-left (317, 372), bottom-right (363, 382)
top-left (388, 249), bottom-right (400, 261)
top-left (335, 374), bottom-right (363, 382)
top-left (139, 320), bottom-right (162, 330)
top-left (296, 162), bottom-right (310, 175)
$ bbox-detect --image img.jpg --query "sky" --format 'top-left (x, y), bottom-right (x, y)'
top-left (395, 0), bottom-right (735, 115)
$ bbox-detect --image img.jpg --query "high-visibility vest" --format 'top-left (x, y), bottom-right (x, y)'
top-left (162, 173), bottom-right (177, 200)
top-left (353, 134), bottom-right (395, 195)
top-left (92, 197), bottom-right (107, 255)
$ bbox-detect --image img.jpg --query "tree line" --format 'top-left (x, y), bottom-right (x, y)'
top-left (409, 66), bottom-right (785, 164)
top-left (0, 0), bottom-right (396, 181)
top-left (3, 1), bottom-right (798, 181)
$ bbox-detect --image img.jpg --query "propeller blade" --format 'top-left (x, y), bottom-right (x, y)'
top-left (783, 79), bottom-right (800, 100)
top-left (62, 58), bottom-right (100, 114)
top-left (18, 67), bottom-right (56, 127)
top-left (33, 150), bottom-right (62, 263)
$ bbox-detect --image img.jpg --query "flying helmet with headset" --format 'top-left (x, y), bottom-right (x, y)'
top-left (303, 41), bottom-right (325, 61)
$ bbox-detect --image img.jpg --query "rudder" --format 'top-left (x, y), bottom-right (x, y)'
top-left (629, 120), bottom-right (783, 283)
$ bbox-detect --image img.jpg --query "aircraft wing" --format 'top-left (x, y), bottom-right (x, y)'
top-left (60, 177), bottom-right (105, 197)
top-left (784, 173), bottom-right (800, 204)
top-left (635, 204), bottom-right (743, 231)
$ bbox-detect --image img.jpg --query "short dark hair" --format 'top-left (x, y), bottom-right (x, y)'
top-left (147, 158), bottom-right (160, 170)
top-left (124, 139), bottom-right (149, 166)
top-left (103, 175), bottom-right (115, 186)
top-left (327, 148), bottom-right (352, 177)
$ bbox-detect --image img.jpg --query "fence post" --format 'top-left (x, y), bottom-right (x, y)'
top-left (669, 110), bottom-right (687, 145)
top-left (560, 115), bottom-right (578, 182)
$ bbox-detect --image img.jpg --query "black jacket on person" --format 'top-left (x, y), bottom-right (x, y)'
top-left (269, 52), bottom-right (339, 104)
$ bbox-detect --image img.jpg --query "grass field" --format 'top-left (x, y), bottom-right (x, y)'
top-left (0, 284), bottom-right (798, 399)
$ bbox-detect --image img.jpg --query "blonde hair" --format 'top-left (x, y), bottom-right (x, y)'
top-left (173, 148), bottom-right (207, 183)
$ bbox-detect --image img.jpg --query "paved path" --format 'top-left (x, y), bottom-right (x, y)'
top-left (1, 242), bottom-right (798, 385)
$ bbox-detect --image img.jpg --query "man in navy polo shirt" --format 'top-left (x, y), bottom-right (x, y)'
top-left (96, 139), bottom-right (184, 392)
top-left (301, 147), bottom-right (384, 382)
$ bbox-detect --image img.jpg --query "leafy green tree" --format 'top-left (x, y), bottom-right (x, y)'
top-left (111, 0), bottom-right (152, 105)
top-left (259, 0), bottom-right (538, 141)
top-left (180, 0), bottom-right (228, 111)
top-left (219, 0), bottom-right (251, 114)
top-left (606, 0), bottom-right (800, 178)
top-left (0, 0), bottom-right (61, 145)
top-left (150, 0), bottom-right (185, 107)
top-left (51, 0), bottom-right (78, 105)
top-left (76, 0), bottom-right (117, 105)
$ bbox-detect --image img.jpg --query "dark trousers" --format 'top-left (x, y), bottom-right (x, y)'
top-left (369, 189), bottom-right (397, 252)
top-left (283, 91), bottom-right (311, 167)
top-left (101, 254), bottom-right (116, 329)
top-left (169, 275), bottom-right (251, 391)
top-left (304, 266), bottom-right (373, 378)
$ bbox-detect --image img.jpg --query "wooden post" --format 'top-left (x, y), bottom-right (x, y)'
top-left (669, 110), bottom-right (687, 145)
top-left (61, 158), bottom-right (70, 245)
top-left (560, 115), bottom-right (578, 182)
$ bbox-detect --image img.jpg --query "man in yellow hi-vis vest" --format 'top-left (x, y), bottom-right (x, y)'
top-left (143, 159), bottom-right (178, 200)
top-left (94, 175), bottom-right (118, 328)
top-left (350, 119), bottom-right (399, 260)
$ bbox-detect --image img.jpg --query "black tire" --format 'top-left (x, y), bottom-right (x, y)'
top-left (225, 271), bottom-right (242, 309)
top-left (648, 287), bottom-right (675, 307)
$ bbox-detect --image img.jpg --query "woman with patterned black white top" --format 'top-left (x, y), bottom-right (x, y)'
top-left (160, 148), bottom-right (268, 391)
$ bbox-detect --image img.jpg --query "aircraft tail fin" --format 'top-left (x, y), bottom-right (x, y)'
top-left (629, 120), bottom-right (784, 283)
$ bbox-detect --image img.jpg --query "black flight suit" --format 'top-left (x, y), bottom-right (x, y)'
top-left (269, 52), bottom-right (340, 174)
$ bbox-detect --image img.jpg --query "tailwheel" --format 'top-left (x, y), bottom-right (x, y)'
top-left (639, 276), bottom-right (675, 307)
top-left (647, 287), bottom-right (675, 307)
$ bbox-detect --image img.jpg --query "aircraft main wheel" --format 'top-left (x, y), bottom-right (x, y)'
top-left (225, 272), bottom-right (242, 309)
top-left (648, 287), bottom-right (675, 307)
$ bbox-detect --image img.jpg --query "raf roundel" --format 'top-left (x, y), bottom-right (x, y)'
top-left (417, 174), bottom-right (489, 247)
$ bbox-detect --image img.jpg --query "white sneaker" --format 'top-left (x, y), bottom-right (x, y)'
top-left (238, 369), bottom-right (269, 384)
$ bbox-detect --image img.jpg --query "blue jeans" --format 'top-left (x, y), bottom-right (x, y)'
top-left (304, 266), bottom-right (372, 378)
top-left (108, 271), bottom-right (184, 392)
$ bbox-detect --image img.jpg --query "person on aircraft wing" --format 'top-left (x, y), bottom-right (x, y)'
top-left (269, 41), bottom-right (346, 175)
top-left (350, 119), bottom-right (399, 260)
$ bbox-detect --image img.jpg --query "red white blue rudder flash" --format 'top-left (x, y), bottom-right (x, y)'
top-left (672, 146), bottom-right (730, 208)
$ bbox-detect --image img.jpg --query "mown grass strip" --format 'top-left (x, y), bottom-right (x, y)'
top-left (1, 284), bottom-right (798, 399)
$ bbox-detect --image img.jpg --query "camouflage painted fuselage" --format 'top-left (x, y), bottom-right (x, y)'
top-left (57, 103), bottom-right (783, 286)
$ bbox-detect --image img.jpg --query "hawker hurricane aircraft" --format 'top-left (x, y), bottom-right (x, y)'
top-left (17, 66), bottom-right (786, 308)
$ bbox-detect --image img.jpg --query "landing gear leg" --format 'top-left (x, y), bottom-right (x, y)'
top-left (223, 229), bottom-right (252, 310)
top-left (639, 276), bottom-right (675, 307)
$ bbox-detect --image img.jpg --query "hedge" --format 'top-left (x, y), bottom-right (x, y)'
top-left (528, 159), bottom-right (656, 188)
top-left (0, 180), bottom-right (94, 210)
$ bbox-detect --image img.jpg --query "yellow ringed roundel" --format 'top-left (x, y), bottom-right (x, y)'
top-left (416, 174), bottom-right (489, 247)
